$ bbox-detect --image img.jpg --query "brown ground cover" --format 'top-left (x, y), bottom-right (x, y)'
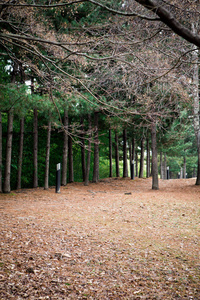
top-left (0, 177), bottom-right (200, 299)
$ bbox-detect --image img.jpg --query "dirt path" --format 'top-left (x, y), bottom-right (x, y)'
top-left (0, 178), bottom-right (200, 299)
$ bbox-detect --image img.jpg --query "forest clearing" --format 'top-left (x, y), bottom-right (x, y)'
top-left (0, 177), bottom-right (199, 299)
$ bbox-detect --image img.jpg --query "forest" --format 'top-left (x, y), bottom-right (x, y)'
top-left (0, 0), bottom-right (200, 193)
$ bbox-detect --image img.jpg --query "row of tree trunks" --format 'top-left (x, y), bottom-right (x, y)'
top-left (1, 111), bottom-right (159, 191)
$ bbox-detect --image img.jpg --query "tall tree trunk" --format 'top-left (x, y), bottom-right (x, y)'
top-left (17, 118), bottom-right (24, 189)
top-left (92, 112), bottom-right (99, 183)
top-left (17, 64), bottom-right (25, 190)
top-left (3, 111), bottom-right (14, 193)
top-left (80, 117), bottom-right (86, 182)
top-left (139, 137), bottom-right (145, 178)
top-left (3, 62), bottom-right (17, 193)
top-left (146, 137), bottom-right (150, 178)
top-left (131, 138), bottom-right (135, 179)
top-left (129, 142), bottom-right (132, 177)
top-left (44, 121), bottom-right (51, 190)
top-left (62, 110), bottom-right (68, 186)
top-left (192, 23), bottom-right (200, 185)
top-left (33, 108), bottom-right (38, 188)
top-left (160, 152), bottom-right (165, 179)
top-left (0, 112), bottom-right (2, 193)
top-left (123, 129), bottom-right (128, 177)
top-left (132, 138), bottom-right (135, 161)
top-left (109, 129), bottom-right (113, 177)
top-left (115, 132), bottom-right (120, 177)
top-left (135, 151), bottom-right (138, 177)
top-left (68, 134), bottom-right (74, 183)
top-left (164, 153), bottom-right (167, 179)
top-left (151, 122), bottom-right (159, 190)
top-left (84, 115), bottom-right (92, 186)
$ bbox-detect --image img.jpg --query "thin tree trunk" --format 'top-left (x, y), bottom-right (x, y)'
top-left (115, 132), bottom-right (120, 177)
top-left (160, 152), bottom-right (165, 179)
top-left (139, 137), bottom-right (145, 178)
top-left (44, 121), bottom-right (51, 190)
top-left (132, 138), bottom-right (135, 161)
top-left (3, 62), bottom-right (17, 193)
top-left (135, 151), bottom-right (138, 177)
top-left (80, 117), bottom-right (86, 182)
top-left (109, 129), bottom-right (113, 177)
top-left (17, 117), bottom-right (24, 189)
top-left (129, 142), bottom-right (132, 177)
top-left (84, 115), bottom-right (92, 186)
top-left (123, 129), bottom-right (128, 177)
top-left (68, 134), bottom-right (74, 183)
top-left (0, 112), bottom-right (2, 192)
top-left (62, 110), bottom-right (68, 186)
top-left (151, 122), bottom-right (159, 190)
top-left (3, 111), bottom-right (14, 193)
top-left (92, 112), bottom-right (99, 183)
top-left (164, 153), bottom-right (167, 179)
top-left (192, 23), bottom-right (200, 185)
top-left (33, 108), bottom-right (38, 188)
top-left (146, 137), bottom-right (150, 178)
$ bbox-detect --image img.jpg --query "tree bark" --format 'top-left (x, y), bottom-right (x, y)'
top-left (80, 116), bottom-right (86, 182)
top-left (164, 153), bottom-right (167, 179)
top-left (84, 115), bottom-right (92, 186)
top-left (146, 137), bottom-right (150, 178)
top-left (151, 122), bottom-right (159, 190)
top-left (33, 107), bottom-right (38, 188)
top-left (115, 132), bottom-right (120, 177)
top-left (139, 137), bottom-right (145, 178)
top-left (192, 23), bottom-right (200, 185)
top-left (68, 134), bottom-right (74, 183)
top-left (109, 129), bottom-right (113, 177)
top-left (3, 111), bottom-right (14, 193)
top-left (44, 121), bottom-right (51, 190)
top-left (135, 151), bottom-right (138, 177)
top-left (0, 112), bottom-right (2, 193)
top-left (3, 61), bottom-right (17, 193)
top-left (92, 112), bottom-right (99, 183)
top-left (61, 110), bottom-right (68, 186)
top-left (17, 117), bottom-right (24, 189)
top-left (160, 152), bottom-right (165, 179)
top-left (129, 142), bottom-right (132, 177)
top-left (123, 129), bottom-right (128, 177)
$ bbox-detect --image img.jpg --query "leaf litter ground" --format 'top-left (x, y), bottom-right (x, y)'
top-left (0, 177), bottom-right (199, 299)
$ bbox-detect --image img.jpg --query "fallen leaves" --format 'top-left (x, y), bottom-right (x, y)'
top-left (0, 178), bottom-right (200, 299)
